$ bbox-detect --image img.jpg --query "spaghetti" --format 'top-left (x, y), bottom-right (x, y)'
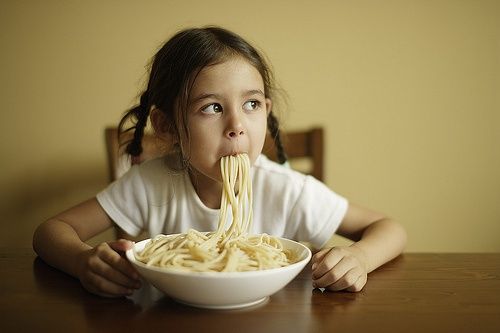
top-left (134, 154), bottom-right (296, 272)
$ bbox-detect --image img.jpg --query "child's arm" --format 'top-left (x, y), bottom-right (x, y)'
top-left (311, 202), bottom-right (407, 292)
top-left (32, 198), bottom-right (141, 297)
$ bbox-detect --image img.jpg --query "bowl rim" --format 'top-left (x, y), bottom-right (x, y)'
top-left (126, 235), bottom-right (312, 277)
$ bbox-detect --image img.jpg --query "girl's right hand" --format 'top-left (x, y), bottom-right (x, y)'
top-left (76, 239), bottom-right (141, 297)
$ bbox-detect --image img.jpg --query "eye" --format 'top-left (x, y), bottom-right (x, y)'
top-left (201, 103), bottom-right (223, 114)
top-left (243, 100), bottom-right (261, 111)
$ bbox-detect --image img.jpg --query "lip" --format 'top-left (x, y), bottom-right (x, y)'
top-left (220, 150), bottom-right (248, 158)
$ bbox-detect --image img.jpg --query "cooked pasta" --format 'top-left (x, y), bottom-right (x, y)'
top-left (134, 154), bottom-right (296, 272)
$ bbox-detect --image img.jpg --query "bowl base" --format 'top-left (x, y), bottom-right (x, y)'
top-left (174, 296), bottom-right (269, 310)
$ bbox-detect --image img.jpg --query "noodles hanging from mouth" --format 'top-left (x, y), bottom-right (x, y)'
top-left (134, 154), bottom-right (295, 272)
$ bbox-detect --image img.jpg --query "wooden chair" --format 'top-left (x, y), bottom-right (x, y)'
top-left (104, 126), bottom-right (324, 239)
top-left (261, 128), bottom-right (324, 181)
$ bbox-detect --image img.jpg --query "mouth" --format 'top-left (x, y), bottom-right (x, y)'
top-left (220, 151), bottom-right (248, 159)
top-left (218, 153), bottom-right (250, 196)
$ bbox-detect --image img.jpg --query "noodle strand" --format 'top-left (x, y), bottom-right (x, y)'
top-left (135, 154), bottom-right (295, 272)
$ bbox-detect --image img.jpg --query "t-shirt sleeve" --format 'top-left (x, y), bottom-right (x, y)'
top-left (289, 176), bottom-right (348, 249)
top-left (96, 165), bottom-right (148, 236)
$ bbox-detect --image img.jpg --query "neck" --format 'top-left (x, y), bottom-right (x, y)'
top-left (188, 168), bottom-right (222, 209)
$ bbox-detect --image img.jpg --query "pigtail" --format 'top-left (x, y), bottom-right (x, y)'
top-left (267, 111), bottom-right (287, 164)
top-left (118, 91), bottom-right (151, 159)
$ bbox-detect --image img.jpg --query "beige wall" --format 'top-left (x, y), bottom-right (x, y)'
top-left (1, 0), bottom-right (499, 251)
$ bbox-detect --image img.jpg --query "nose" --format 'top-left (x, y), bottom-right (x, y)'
top-left (227, 128), bottom-right (244, 138)
top-left (224, 111), bottom-right (245, 139)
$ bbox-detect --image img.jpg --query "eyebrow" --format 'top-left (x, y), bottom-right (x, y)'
top-left (244, 89), bottom-right (265, 97)
top-left (189, 93), bottom-right (222, 104)
top-left (190, 89), bottom-right (265, 104)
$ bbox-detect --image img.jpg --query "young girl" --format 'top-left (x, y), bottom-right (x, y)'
top-left (33, 26), bottom-right (407, 298)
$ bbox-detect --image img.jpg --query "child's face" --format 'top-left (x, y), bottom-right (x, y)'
top-left (184, 56), bottom-right (270, 183)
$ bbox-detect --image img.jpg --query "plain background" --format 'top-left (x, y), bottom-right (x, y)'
top-left (1, 0), bottom-right (498, 251)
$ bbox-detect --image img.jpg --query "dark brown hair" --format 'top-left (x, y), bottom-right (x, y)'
top-left (118, 26), bottom-right (287, 165)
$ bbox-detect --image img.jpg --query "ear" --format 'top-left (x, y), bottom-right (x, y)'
top-left (265, 98), bottom-right (273, 116)
top-left (150, 108), bottom-right (171, 140)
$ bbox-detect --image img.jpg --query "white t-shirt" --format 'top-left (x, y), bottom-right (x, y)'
top-left (96, 155), bottom-right (348, 249)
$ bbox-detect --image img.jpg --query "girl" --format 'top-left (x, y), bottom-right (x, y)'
top-left (33, 26), bottom-right (407, 298)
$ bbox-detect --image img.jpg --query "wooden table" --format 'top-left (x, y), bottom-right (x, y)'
top-left (1, 248), bottom-right (499, 332)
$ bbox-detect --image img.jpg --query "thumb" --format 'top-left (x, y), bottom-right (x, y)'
top-left (108, 239), bottom-right (134, 253)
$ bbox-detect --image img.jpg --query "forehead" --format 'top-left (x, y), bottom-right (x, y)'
top-left (191, 57), bottom-right (264, 94)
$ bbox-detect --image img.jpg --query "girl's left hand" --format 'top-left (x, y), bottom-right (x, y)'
top-left (311, 245), bottom-right (368, 292)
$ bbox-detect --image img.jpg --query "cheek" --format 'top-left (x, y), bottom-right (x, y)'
top-left (184, 120), bottom-right (215, 152)
top-left (187, 134), bottom-right (216, 161)
top-left (249, 117), bottom-right (268, 161)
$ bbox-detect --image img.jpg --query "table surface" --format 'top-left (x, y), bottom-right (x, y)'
top-left (1, 248), bottom-right (499, 333)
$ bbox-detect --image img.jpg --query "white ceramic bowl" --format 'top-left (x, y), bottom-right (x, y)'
top-left (126, 236), bottom-right (311, 309)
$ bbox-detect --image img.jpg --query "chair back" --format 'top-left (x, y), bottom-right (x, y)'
top-left (262, 128), bottom-right (324, 181)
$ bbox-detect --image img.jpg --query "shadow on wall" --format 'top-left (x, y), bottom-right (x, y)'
top-left (0, 162), bottom-right (115, 248)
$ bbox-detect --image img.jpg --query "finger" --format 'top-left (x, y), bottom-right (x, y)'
top-left (346, 274), bottom-right (367, 292)
top-left (326, 267), bottom-right (362, 291)
top-left (84, 270), bottom-right (134, 297)
top-left (108, 239), bottom-right (134, 254)
top-left (97, 243), bottom-right (139, 279)
top-left (311, 248), bottom-right (330, 270)
top-left (313, 256), bottom-right (355, 287)
top-left (90, 255), bottom-right (141, 289)
top-left (312, 248), bottom-right (330, 263)
top-left (312, 248), bottom-right (343, 280)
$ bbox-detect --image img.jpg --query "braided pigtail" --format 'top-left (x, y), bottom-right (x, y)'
top-left (118, 91), bottom-right (151, 159)
top-left (267, 111), bottom-right (287, 164)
